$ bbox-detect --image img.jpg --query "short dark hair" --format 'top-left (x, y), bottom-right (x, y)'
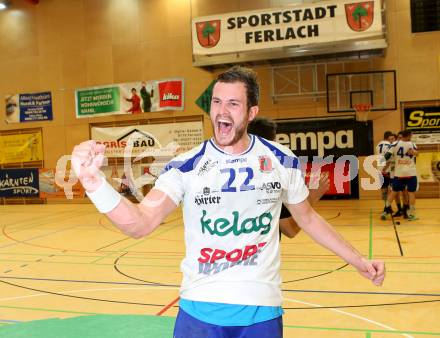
top-left (216, 65), bottom-right (259, 109)
top-left (131, 88), bottom-right (137, 92)
top-left (247, 117), bottom-right (277, 141)
top-left (383, 131), bottom-right (394, 139)
top-left (401, 129), bottom-right (412, 138)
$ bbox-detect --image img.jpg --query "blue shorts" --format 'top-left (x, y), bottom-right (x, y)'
top-left (381, 174), bottom-right (391, 189)
top-left (392, 176), bottom-right (418, 193)
top-left (173, 308), bottom-right (283, 338)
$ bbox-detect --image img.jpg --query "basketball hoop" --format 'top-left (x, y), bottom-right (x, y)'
top-left (353, 103), bottom-right (371, 124)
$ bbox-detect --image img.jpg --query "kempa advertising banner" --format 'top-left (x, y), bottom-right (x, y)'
top-left (75, 78), bottom-right (184, 118)
top-left (91, 121), bottom-right (204, 158)
top-left (0, 131), bottom-right (43, 164)
top-left (275, 117), bottom-right (373, 197)
top-left (192, 0), bottom-right (382, 56)
top-left (5, 91), bottom-right (53, 123)
top-left (403, 106), bottom-right (440, 145)
top-left (0, 168), bottom-right (39, 198)
top-left (275, 117), bottom-right (373, 157)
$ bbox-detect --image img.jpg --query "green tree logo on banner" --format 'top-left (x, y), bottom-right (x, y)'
top-left (345, 2), bottom-right (374, 32)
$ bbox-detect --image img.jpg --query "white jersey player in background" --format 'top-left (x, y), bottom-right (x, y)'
top-left (376, 131), bottom-right (395, 211)
top-left (71, 66), bottom-right (385, 338)
top-left (382, 130), bottom-right (419, 221)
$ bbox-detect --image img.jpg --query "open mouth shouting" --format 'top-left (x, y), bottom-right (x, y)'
top-left (217, 118), bottom-right (234, 136)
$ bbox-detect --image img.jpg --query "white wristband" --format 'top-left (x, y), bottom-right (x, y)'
top-left (86, 177), bottom-right (122, 213)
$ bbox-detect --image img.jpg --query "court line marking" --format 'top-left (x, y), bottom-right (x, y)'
top-left (0, 319), bottom-right (21, 323)
top-left (0, 224), bottom-right (81, 250)
top-left (283, 324), bottom-right (440, 336)
top-left (91, 219), bottom-right (182, 263)
top-left (156, 296), bottom-right (180, 316)
top-left (1, 275), bottom-right (439, 298)
top-left (283, 297), bottom-right (414, 338)
top-left (0, 286), bottom-right (180, 303)
top-left (0, 304), bottom-right (100, 316)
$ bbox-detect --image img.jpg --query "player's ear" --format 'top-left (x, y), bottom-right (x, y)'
top-left (247, 105), bottom-right (258, 122)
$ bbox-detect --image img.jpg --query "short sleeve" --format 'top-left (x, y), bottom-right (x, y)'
top-left (154, 167), bottom-right (185, 206)
top-left (282, 166), bottom-right (309, 205)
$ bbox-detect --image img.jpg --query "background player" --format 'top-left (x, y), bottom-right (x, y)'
top-left (376, 131), bottom-right (395, 216)
top-left (72, 66), bottom-right (385, 338)
top-left (382, 130), bottom-right (419, 220)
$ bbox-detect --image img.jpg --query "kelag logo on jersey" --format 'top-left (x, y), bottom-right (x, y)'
top-left (200, 210), bottom-right (272, 236)
top-left (194, 187), bottom-right (221, 205)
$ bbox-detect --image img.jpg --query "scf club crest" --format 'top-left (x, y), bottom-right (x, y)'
top-left (259, 156), bottom-right (272, 173)
top-left (196, 20), bottom-right (221, 48)
top-left (345, 1), bottom-right (374, 32)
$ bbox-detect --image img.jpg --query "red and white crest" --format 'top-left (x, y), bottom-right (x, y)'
top-left (345, 1), bottom-right (374, 32)
top-left (259, 156), bottom-right (273, 173)
top-left (195, 20), bottom-right (221, 48)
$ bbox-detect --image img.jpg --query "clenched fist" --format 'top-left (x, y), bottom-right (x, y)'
top-left (71, 140), bottom-right (107, 192)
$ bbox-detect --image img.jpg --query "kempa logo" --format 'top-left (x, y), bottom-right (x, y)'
top-left (201, 210), bottom-right (272, 237)
top-left (277, 130), bottom-right (353, 156)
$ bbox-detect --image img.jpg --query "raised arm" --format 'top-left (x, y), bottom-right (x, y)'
top-left (71, 140), bottom-right (178, 239)
top-left (286, 200), bottom-right (385, 286)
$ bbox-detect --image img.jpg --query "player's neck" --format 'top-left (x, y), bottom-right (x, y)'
top-left (214, 134), bottom-right (251, 155)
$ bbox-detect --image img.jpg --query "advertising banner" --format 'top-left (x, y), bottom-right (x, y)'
top-left (275, 117), bottom-right (373, 157)
top-left (75, 78), bottom-right (184, 118)
top-left (275, 117), bottom-right (372, 197)
top-left (416, 152), bottom-right (440, 183)
top-left (0, 131), bottom-right (43, 164)
top-left (403, 106), bottom-right (440, 144)
top-left (91, 121), bottom-right (204, 158)
top-left (39, 168), bottom-right (85, 199)
top-left (5, 92), bottom-right (53, 123)
top-left (192, 0), bottom-right (382, 56)
top-left (0, 168), bottom-right (39, 198)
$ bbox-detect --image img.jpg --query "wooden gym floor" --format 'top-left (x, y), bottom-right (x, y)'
top-left (0, 199), bottom-right (439, 337)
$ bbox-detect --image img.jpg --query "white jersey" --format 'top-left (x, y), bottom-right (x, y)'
top-left (375, 140), bottom-right (391, 174)
top-left (386, 140), bottom-right (417, 177)
top-left (154, 135), bottom-right (308, 307)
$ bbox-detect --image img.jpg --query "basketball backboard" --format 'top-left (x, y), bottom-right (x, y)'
top-left (326, 70), bottom-right (397, 113)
